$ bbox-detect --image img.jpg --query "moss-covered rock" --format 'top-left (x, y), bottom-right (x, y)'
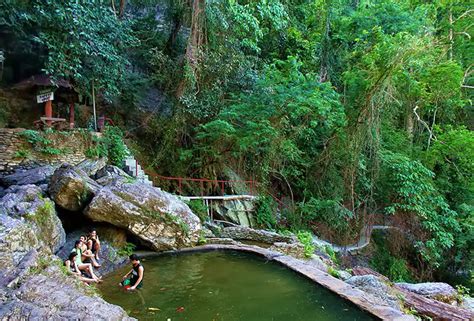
top-left (0, 184), bottom-right (65, 254)
top-left (48, 164), bottom-right (101, 211)
top-left (85, 181), bottom-right (201, 251)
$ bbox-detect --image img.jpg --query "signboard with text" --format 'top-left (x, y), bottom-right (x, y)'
top-left (36, 91), bottom-right (54, 103)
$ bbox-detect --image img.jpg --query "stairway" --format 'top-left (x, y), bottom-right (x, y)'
top-left (122, 151), bottom-right (153, 186)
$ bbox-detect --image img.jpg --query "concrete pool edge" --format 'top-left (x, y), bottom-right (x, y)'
top-left (141, 244), bottom-right (416, 321)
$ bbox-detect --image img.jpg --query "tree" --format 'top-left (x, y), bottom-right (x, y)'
top-left (27, 1), bottom-right (137, 99)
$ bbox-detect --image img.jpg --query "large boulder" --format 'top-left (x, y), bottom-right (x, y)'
top-left (48, 164), bottom-right (101, 212)
top-left (0, 165), bottom-right (57, 187)
top-left (85, 182), bottom-right (201, 251)
top-left (1, 184), bottom-right (65, 253)
top-left (94, 165), bottom-right (132, 186)
top-left (396, 282), bottom-right (457, 303)
top-left (75, 158), bottom-right (107, 177)
top-left (346, 275), bottom-right (401, 310)
top-left (220, 226), bottom-right (295, 244)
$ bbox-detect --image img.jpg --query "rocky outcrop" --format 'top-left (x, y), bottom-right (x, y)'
top-left (269, 242), bottom-right (306, 259)
top-left (212, 198), bottom-right (256, 227)
top-left (0, 265), bottom-right (134, 320)
top-left (1, 184), bottom-right (65, 254)
top-left (85, 181), bottom-right (201, 251)
top-left (346, 275), bottom-right (401, 310)
top-left (48, 164), bottom-right (101, 211)
top-left (0, 165), bottom-right (57, 186)
top-left (95, 165), bottom-right (131, 186)
top-left (396, 282), bottom-right (457, 303)
top-left (75, 158), bottom-right (107, 177)
top-left (0, 214), bottom-right (39, 274)
top-left (220, 226), bottom-right (295, 244)
top-left (0, 167), bottom-right (134, 320)
top-left (461, 297), bottom-right (474, 313)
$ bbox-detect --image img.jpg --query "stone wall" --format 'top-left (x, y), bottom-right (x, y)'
top-left (0, 128), bottom-right (93, 173)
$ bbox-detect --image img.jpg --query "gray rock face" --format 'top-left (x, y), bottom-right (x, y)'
top-left (307, 255), bottom-right (329, 272)
top-left (0, 266), bottom-right (134, 321)
top-left (212, 199), bottom-right (256, 227)
top-left (0, 165), bottom-right (57, 187)
top-left (0, 214), bottom-right (39, 273)
top-left (1, 184), bottom-right (65, 254)
top-left (269, 242), bottom-right (306, 259)
top-left (48, 164), bottom-right (101, 211)
top-left (85, 182), bottom-right (201, 251)
top-left (396, 282), bottom-right (457, 302)
top-left (95, 165), bottom-right (132, 186)
top-left (337, 270), bottom-right (352, 281)
top-left (461, 296), bottom-right (474, 313)
top-left (220, 226), bottom-right (295, 244)
top-left (75, 157), bottom-right (107, 177)
top-left (346, 275), bottom-right (401, 310)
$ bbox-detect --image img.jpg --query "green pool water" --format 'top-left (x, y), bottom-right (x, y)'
top-left (99, 251), bottom-right (376, 321)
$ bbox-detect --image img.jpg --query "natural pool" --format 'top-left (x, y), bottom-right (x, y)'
top-left (99, 251), bottom-right (376, 321)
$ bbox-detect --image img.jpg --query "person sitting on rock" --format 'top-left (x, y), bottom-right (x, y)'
top-left (71, 240), bottom-right (101, 283)
top-left (80, 235), bottom-right (101, 268)
top-left (64, 252), bottom-right (101, 284)
top-left (120, 254), bottom-right (144, 291)
top-left (87, 229), bottom-right (101, 261)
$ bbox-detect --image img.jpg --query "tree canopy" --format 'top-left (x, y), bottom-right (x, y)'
top-left (0, 0), bottom-right (472, 287)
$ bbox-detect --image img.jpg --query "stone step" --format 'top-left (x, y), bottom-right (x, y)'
top-left (121, 151), bottom-right (153, 186)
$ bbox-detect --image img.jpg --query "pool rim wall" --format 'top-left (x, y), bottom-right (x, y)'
top-left (138, 243), bottom-right (415, 321)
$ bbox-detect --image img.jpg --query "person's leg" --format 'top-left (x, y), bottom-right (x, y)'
top-left (77, 275), bottom-right (99, 284)
top-left (78, 263), bottom-right (100, 281)
top-left (87, 240), bottom-right (93, 252)
top-left (84, 250), bottom-right (101, 267)
top-left (94, 241), bottom-right (101, 260)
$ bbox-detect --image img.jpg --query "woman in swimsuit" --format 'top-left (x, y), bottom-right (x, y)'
top-left (70, 240), bottom-right (102, 282)
top-left (64, 252), bottom-right (100, 284)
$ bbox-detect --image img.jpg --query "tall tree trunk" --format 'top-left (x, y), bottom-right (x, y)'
top-left (165, 15), bottom-right (183, 54)
top-left (119, 0), bottom-right (127, 17)
top-left (319, 0), bottom-right (331, 83)
top-left (176, 0), bottom-right (206, 98)
top-left (406, 104), bottom-right (414, 144)
top-left (449, 7), bottom-right (453, 60)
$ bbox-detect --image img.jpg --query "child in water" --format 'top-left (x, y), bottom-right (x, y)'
top-left (120, 254), bottom-right (144, 291)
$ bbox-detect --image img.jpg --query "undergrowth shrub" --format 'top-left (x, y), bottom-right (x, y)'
top-left (20, 129), bottom-right (63, 155)
top-left (187, 199), bottom-right (208, 222)
top-left (85, 126), bottom-right (128, 166)
top-left (297, 231), bottom-right (315, 258)
top-left (255, 196), bottom-right (277, 229)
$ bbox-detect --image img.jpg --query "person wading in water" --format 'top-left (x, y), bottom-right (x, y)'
top-left (120, 254), bottom-right (144, 291)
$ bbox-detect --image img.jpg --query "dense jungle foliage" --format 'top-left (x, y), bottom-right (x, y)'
top-left (0, 0), bottom-right (472, 287)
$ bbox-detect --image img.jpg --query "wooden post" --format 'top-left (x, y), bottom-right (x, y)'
top-left (92, 81), bottom-right (97, 132)
top-left (69, 102), bottom-right (75, 129)
top-left (206, 199), bottom-right (211, 221)
top-left (45, 100), bottom-right (53, 127)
